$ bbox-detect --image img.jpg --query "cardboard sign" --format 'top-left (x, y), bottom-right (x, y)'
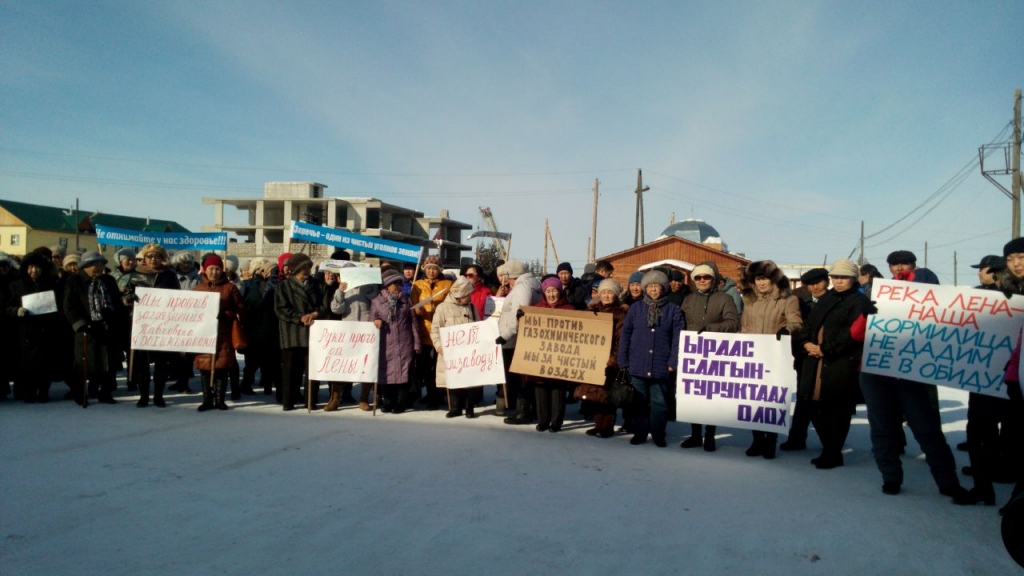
top-left (21, 290), bottom-right (58, 315)
top-left (510, 306), bottom-right (612, 385)
top-left (307, 320), bottom-right (380, 383)
top-left (439, 319), bottom-right (505, 389)
top-left (676, 332), bottom-right (797, 434)
top-left (130, 287), bottom-right (218, 354)
top-left (861, 279), bottom-right (1024, 399)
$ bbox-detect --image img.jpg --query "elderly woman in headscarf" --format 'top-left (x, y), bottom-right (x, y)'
top-left (576, 277), bottom-right (630, 437)
top-left (370, 268), bottom-right (420, 413)
top-left (530, 276), bottom-right (577, 432)
top-left (430, 276), bottom-right (482, 418)
top-left (618, 270), bottom-right (686, 447)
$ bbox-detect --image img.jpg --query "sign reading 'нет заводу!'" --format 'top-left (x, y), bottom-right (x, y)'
top-left (510, 306), bottom-right (612, 385)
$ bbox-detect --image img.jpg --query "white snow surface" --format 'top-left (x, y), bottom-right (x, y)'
top-left (1, 377), bottom-right (1017, 575)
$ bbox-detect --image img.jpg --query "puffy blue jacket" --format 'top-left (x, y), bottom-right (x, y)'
top-left (617, 299), bottom-right (686, 380)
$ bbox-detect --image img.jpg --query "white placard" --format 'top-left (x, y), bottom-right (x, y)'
top-left (676, 332), bottom-right (797, 435)
top-left (332, 267), bottom-right (382, 291)
top-left (21, 290), bottom-right (57, 315)
top-left (308, 320), bottom-right (380, 383)
top-left (484, 296), bottom-right (504, 318)
top-left (439, 319), bottom-right (505, 389)
top-left (130, 287), bottom-right (219, 354)
top-left (862, 279), bottom-right (1024, 399)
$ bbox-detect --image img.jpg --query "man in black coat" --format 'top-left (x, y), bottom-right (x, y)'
top-left (781, 267), bottom-right (829, 452)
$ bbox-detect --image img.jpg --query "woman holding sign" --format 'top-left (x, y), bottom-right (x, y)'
top-left (193, 255), bottom-right (244, 412)
top-left (618, 270), bottom-right (686, 447)
top-left (794, 259), bottom-right (871, 469)
top-left (740, 260), bottom-right (802, 459)
top-left (370, 269), bottom-right (420, 413)
top-left (531, 276), bottom-right (577, 432)
top-left (577, 278), bottom-right (629, 438)
top-left (430, 276), bottom-right (481, 418)
top-left (5, 253), bottom-right (61, 403)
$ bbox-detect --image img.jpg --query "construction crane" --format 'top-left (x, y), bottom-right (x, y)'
top-left (468, 206), bottom-right (511, 260)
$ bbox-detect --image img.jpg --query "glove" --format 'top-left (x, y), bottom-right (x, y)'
top-left (1008, 381), bottom-right (1022, 403)
top-left (867, 300), bottom-right (878, 315)
top-left (495, 336), bottom-right (507, 346)
top-left (17, 307), bottom-right (28, 317)
top-left (697, 328), bottom-right (705, 335)
top-left (515, 309), bottom-right (525, 319)
top-left (775, 328), bottom-right (789, 341)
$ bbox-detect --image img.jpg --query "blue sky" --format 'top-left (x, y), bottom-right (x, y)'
top-left (1, 1), bottom-right (1021, 283)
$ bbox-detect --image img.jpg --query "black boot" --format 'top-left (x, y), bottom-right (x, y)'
top-left (136, 381), bottom-right (150, 408)
top-left (503, 398), bottom-right (531, 425)
top-left (215, 378), bottom-right (230, 411)
top-left (197, 381), bottom-right (214, 412)
top-left (746, 432), bottom-right (765, 457)
top-left (680, 423), bottom-right (703, 448)
top-left (762, 433), bottom-right (778, 460)
top-left (703, 425), bottom-right (717, 452)
top-left (466, 403), bottom-right (476, 419)
top-left (153, 382), bottom-right (166, 408)
top-left (340, 383), bottom-right (356, 404)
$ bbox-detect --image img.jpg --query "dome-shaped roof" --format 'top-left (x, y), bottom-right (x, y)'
top-left (659, 219), bottom-right (723, 245)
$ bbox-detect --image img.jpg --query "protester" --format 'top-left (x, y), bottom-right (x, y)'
top-left (678, 262), bottom-right (740, 452)
top-left (5, 253), bottom-right (62, 403)
top-left (665, 269), bottom-right (689, 306)
top-left (464, 264), bottom-right (492, 320)
top-left (576, 278), bottom-right (629, 438)
top-left (1000, 238), bottom-right (1024, 517)
top-left (495, 259), bottom-right (541, 424)
top-left (618, 270), bottom-right (685, 447)
top-left (556, 262), bottom-right (588, 310)
top-left (531, 276), bottom-right (576, 432)
top-left (411, 255), bottom-right (453, 410)
top-left (275, 253), bottom-right (330, 411)
top-left (193, 255), bottom-right (244, 411)
top-left (430, 276), bottom-right (481, 418)
top-left (739, 260), bottom-right (802, 459)
top-left (370, 269), bottom-right (419, 413)
top-left (782, 267), bottom-right (830, 452)
top-left (622, 271), bottom-right (644, 306)
top-left (858, 264), bottom-right (884, 296)
top-left (330, 268), bottom-right (376, 410)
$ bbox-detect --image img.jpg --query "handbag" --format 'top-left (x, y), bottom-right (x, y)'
top-left (607, 368), bottom-right (634, 408)
top-left (231, 317), bottom-right (248, 350)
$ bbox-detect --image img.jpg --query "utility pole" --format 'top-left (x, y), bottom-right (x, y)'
top-left (590, 179), bottom-right (599, 262)
top-left (543, 219), bottom-right (550, 273)
top-left (74, 197), bottom-right (80, 252)
top-left (924, 242), bottom-right (929, 269)
top-left (858, 220), bottom-right (865, 266)
top-left (633, 169), bottom-right (650, 247)
top-left (980, 88), bottom-right (1022, 239)
top-left (953, 251), bottom-right (958, 286)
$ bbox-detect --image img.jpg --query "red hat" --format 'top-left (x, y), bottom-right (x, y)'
top-left (202, 255), bottom-right (224, 269)
top-left (278, 252), bottom-right (292, 272)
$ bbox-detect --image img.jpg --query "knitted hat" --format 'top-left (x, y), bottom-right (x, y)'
top-left (202, 254), bottom-right (224, 270)
top-left (1004, 238), bottom-right (1024, 258)
top-left (627, 271), bottom-right (644, 285)
top-left (691, 264), bottom-right (715, 279)
top-left (81, 251), bottom-right (107, 268)
top-left (504, 259), bottom-right (527, 278)
top-left (598, 278), bottom-right (622, 295)
top-left (423, 255), bottom-right (442, 271)
top-left (171, 251), bottom-right (195, 266)
top-left (556, 262), bottom-right (573, 275)
top-left (224, 255), bottom-right (239, 272)
top-left (541, 276), bottom-right (563, 293)
top-left (800, 268), bottom-right (829, 285)
top-left (886, 250), bottom-right (917, 265)
top-left (286, 253), bottom-right (313, 276)
top-left (115, 248), bottom-right (136, 263)
top-left (641, 270), bottom-right (669, 291)
top-left (381, 269), bottom-right (403, 288)
top-left (450, 277), bottom-right (473, 298)
top-left (63, 253), bottom-right (81, 269)
top-left (829, 259), bottom-right (859, 278)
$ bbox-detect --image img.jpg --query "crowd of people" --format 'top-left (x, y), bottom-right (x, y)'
top-left (2, 239), bottom-right (1023, 517)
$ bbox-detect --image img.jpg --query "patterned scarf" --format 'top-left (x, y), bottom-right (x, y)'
top-left (385, 291), bottom-right (400, 322)
top-left (643, 293), bottom-right (668, 327)
top-left (87, 277), bottom-right (113, 322)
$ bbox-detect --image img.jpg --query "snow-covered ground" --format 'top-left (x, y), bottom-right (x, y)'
top-left (1, 377), bottom-right (1017, 575)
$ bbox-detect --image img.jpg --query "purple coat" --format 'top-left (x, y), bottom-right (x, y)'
top-left (369, 290), bottom-right (420, 385)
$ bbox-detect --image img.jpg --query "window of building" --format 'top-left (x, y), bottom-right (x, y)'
top-left (366, 208), bottom-right (380, 229)
top-left (10, 234), bottom-right (19, 246)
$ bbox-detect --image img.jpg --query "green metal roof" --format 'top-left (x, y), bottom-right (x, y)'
top-left (0, 199), bottom-right (189, 233)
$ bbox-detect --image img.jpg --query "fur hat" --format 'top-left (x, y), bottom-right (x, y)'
top-left (1004, 238), bottom-right (1024, 258)
top-left (450, 277), bottom-right (473, 298)
top-left (202, 254), bottom-right (224, 270)
top-left (171, 251), bottom-right (195, 266)
top-left (286, 253), bottom-right (313, 276)
top-left (691, 264), bottom-right (716, 279)
top-left (641, 270), bottom-right (669, 291)
top-left (330, 249), bottom-right (351, 261)
top-left (556, 262), bottom-right (573, 275)
top-left (800, 268), bottom-right (829, 285)
top-left (886, 250), bottom-right (917, 265)
top-left (627, 271), bottom-right (644, 285)
top-left (829, 259), bottom-right (858, 278)
top-left (598, 278), bottom-right (622, 296)
top-left (81, 251), bottom-right (107, 268)
top-left (115, 248), bottom-right (136, 263)
top-left (741, 260), bottom-right (790, 298)
top-left (504, 259), bottom-right (527, 278)
top-left (381, 269), bottom-right (403, 288)
top-left (140, 243), bottom-right (167, 261)
top-left (422, 255), bottom-right (442, 271)
top-left (541, 276), bottom-right (563, 293)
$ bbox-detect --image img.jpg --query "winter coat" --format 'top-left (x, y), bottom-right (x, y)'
top-left (331, 284), bottom-right (376, 321)
top-left (720, 277), bottom-right (743, 315)
top-left (470, 281), bottom-right (493, 320)
top-left (681, 264), bottom-right (740, 335)
top-left (241, 275), bottom-right (279, 351)
top-left (193, 276), bottom-right (244, 371)
top-left (369, 289), bottom-right (420, 385)
top-left (618, 298), bottom-right (686, 380)
top-left (794, 287), bottom-right (871, 404)
top-left (563, 277), bottom-right (589, 311)
top-left (498, 272), bottom-right (542, 347)
top-left (63, 271), bottom-right (127, 376)
top-left (118, 265), bottom-right (180, 308)
top-left (275, 276), bottom-right (331, 350)
top-left (576, 299), bottom-right (629, 404)
top-left (411, 277), bottom-right (454, 345)
top-left (740, 261), bottom-right (802, 336)
top-left (6, 276), bottom-right (64, 380)
top-left (175, 267), bottom-right (201, 291)
top-left (430, 291), bottom-right (480, 388)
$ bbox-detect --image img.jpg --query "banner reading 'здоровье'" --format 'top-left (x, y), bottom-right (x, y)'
top-left (290, 221), bottom-right (422, 264)
top-left (861, 279), bottom-right (1024, 399)
top-left (130, 287), bottom-right (218, 354)
top-left (95, 225), bottom-right (228, 251)
top-left (676, 332), bottom-right (796, 435)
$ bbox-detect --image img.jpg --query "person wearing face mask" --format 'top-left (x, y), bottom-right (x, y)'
top-left (275, 253), bottom-right (331, 412)
top-left (618, 270), bottom-right (686, 447)
top-left (678, 262), bottom-right (740, 452)
top-left (193, 255), bottom-right (244, 412)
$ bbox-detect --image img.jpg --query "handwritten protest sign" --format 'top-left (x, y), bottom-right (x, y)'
top-left (21, 290), bottom-right (58, 315)
top-left (510, 307), bottom-right (611, 385)
top-left (676, 332), bottom-right (796, 434)
top-left (130, 287), bottom-right (218, 354)
top-left (861, 279), bottom-right (1024, 399)
top-left (308, 320), bottom-right (379, 383)
top-left (438, 320), bottom-right (504, 389)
